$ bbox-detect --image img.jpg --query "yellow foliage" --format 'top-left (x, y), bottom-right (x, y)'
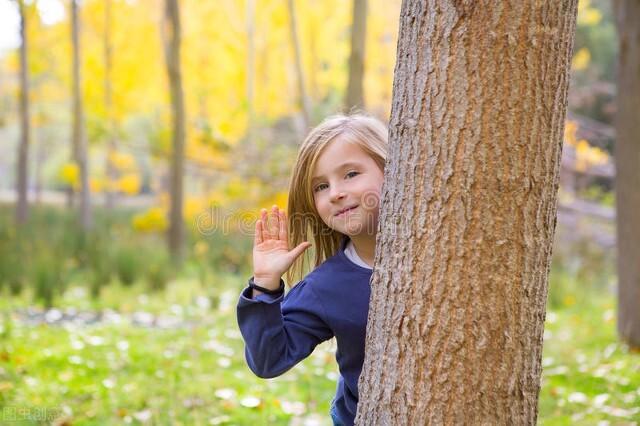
top-left (117, 173), bottom-right (141, 195)
top-left (578, 0), bottom-right (602, 26)
top-left (566, 120), bottom-right (610, 172)
top-left (132, 207), bottom-right (168, 233)
top-left (261, 191), bottom-right (289, 211)
top-left (564, 120), bottom-right (578, 147)
top-left (563, 295), bottom-right (576, 307)
top-left (59, 163), bottom-right (79, 188)
top-left (109, 151), bottom-right (137, 171)
top-left (574, 139), bottom-right (609, 172)
top-left (194, 240), bottom-right (209, 257)
top-left (571, 48), bottom-right (591, 71)
top-left (184, 196), bottom-right (208, 222)
top-left (89, 177), bottom-right (104, 193)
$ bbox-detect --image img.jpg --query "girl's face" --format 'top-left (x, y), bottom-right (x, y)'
top-left (311, 138), bottom-right (384, 238)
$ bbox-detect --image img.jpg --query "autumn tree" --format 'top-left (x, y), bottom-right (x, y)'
top-left (613, 0), bottom-right (640, 349)
top-left (104, 0), bottom-right (118, 210)
top-left (163, 0), bottom-right (186, 261)
top-left (356, 1), bottom-right (579, 423)
top-left (345, 0), bottom-right (367, 111)
top-left (71, 0), bottom-right (92, 230)
top-left (287, 0), bottom-right (311, 130)
top-left (15, 0), bottom-right (30, 225)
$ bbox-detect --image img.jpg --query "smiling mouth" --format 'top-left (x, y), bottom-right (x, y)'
top-left (335, 206), bottom-right (358, 216)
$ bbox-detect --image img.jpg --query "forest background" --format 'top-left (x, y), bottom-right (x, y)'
top-left (0, 0), bottom-right (637, 424)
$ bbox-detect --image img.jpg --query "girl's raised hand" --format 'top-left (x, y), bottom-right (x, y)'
top-left (252, 205), bottom-right (311, 290)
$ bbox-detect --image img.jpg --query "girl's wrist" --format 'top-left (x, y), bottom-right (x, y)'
top-left (253, 275), bottom-right (281, 290)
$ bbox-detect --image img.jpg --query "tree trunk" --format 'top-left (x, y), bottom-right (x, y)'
top-left (356, 2), bottom-right (578, 424)
top-left (15, 0), bottom-right (30, 225)
top-left (345, 0), bottom-right (367, 111)
top-left (613, 0), bottom-right (640, 349)
top-left (246, 0), bottom-right (256, 144)
top-left (286, 0), bottom-right (311, 130)
top-left (104, 0), bottom-right (118, 210)
top-left (71, 0), bottom-right (92, 230)
top-left (163, 0), bottom-right (185, 262)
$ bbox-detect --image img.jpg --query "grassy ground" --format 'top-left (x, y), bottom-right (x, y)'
top-left (0, 205), bottom-right (637, 424)
top-left (0, 275), bottom-right (638, 425)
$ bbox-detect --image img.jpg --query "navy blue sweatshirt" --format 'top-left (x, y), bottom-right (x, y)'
top-left (236, 239), bottom-right (372, 425)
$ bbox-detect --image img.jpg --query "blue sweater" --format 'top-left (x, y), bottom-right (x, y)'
top-left (236, 239), bottom-right (372, 425)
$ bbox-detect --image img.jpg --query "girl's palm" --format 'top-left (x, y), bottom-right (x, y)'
top-left (253, 206), bottom-right (311, 281)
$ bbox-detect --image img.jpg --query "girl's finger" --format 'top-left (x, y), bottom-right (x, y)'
top-left (279, 210), bottom-right (287, 242)
top-left (271, 205), bottom-right (280, 240)
top-left (254, 219), bottom-right (264, 245)
top-left (288, 241), bottom-right (311, 261)
top-left (260, 209), bottom-right (270, 239)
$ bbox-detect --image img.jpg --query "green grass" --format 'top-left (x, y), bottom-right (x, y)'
top-left (0, 276), bottom-right (338, 425)
top-left (0, 204), bottom-right (637, 424)
top-left (0, 275), bottom-right (638, 425)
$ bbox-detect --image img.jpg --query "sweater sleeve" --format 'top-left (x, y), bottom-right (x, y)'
top-left (236, 280), bottom-right (333, 378)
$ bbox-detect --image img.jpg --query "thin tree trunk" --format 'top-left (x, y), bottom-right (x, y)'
top-left (34, 125), bottom-right (44, 205)
top-left (163, 0), bottom-right (185, 262)
top-left (357, 2), bottom-right (578, 424)
top-left (15, 0), bottom-right (30, 225)
top-left (246, 0), bottom-right (256, 144)
top-left (71, 0), bottom-right (92, 230)
top-left (104, 0), bottom-right (118, 210)
top-left (345, 0), bottom-right (367, 111)
top-left (613, 0), bottom-right (640, 349)
top-left (286, 0), bottom-right (311, 130)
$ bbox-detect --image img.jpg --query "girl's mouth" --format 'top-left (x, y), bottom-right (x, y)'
top-left (335, 205), bottom-right (358, 217)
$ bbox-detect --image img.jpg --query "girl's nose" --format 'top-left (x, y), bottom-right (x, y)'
top-left (329, 187), bottom-right (346, 203)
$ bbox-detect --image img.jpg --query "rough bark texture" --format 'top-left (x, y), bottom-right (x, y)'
top-left (16, 0), bottom-right (30, 225)
top-left (164, 0), bottom-right (185, 261)
top-left (345, 0), bottom-right (367, 111)
top-left (356, 1), bottom-right (578, 424)
top-left (613, 0), bottom-right (640, 349)
top-left (71, 0), bottom-right (92, 230)
top-left (287, 0), bottom-right (311, 130)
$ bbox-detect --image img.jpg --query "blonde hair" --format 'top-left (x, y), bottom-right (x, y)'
top-left (286, 113), bottom-right (388, 285)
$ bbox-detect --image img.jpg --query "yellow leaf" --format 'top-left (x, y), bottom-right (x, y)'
top-left (117, 173), bottom-right (141, 195)
top-left (572, 48), bottom-right (591, 71)
top-left (59, 163), bottom-right (79, 188)
top-left (132, 207), bottom-right (168, 233)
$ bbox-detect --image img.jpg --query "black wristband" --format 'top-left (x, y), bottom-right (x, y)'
top-left (249, 277), bottom-right (285, 295)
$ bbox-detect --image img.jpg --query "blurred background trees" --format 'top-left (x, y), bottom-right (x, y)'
top-left (0, 0), bottom-right (638, 423)
top-left (0, 0), bottom-right (634, 339)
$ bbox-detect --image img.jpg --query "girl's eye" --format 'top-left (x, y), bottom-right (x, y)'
top-left (314, 183), bottom-right (328, 193)
top-left (346, 171), bottom-right (359, 179)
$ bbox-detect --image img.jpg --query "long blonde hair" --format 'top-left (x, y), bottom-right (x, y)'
top-left (286, 113), bottom-right (388, 285)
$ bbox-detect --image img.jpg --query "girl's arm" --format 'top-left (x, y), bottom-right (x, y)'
top-left (236, 205), bottom-right (327, 378)
top-left (237, 279), bottom-right (333, 378)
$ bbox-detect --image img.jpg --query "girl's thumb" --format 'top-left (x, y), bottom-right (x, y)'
top-left (289, 242), bottom-right (312, 260)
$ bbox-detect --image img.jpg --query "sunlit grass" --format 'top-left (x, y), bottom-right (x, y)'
top-left (1, 274), bottom-right (639, 425)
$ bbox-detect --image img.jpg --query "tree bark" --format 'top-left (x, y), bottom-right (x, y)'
top-left (613, 0), bottom-right (640, 349)
top-left (286, 0), bottom-right (311, 130)
top-left (345, 0), bottom-right (367, 111)
top-left (15, 0), bottom-right (30, 225)
top-left (356, 1), bottom-right (578, 424)
top-left (71, 0), bottom-right (92, 230)
top-left (163, 0), bottom-right (186, 262)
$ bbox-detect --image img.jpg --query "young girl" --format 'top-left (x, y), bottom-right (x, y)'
top-left (236, 114), bottom-right (388, 426)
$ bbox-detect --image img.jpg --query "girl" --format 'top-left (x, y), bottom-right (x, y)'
top-left (237, 114), bottom-right (388, 426)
